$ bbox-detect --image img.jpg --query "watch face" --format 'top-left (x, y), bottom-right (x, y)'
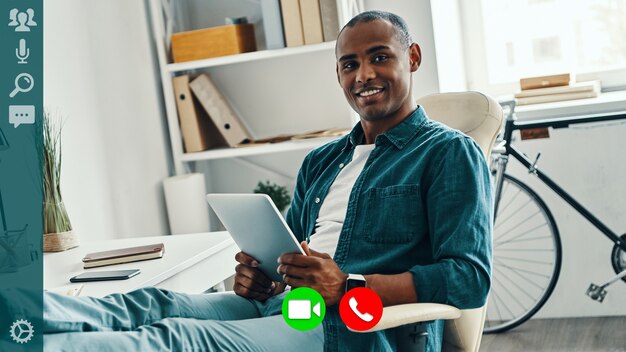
top-left (347, 278), bottom-right (366, 291)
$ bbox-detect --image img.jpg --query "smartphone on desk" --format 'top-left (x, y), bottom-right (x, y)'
top-left (70, 269), bottom-right (140, 283)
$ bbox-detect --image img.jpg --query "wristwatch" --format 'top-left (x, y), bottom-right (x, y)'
top-left (346, 273), bottom-right (367, 292)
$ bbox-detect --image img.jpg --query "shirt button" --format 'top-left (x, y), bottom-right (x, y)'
top-left (314, 197), bottom-right (321, 204)
top-left (339, 163), bottom-right (345, 169)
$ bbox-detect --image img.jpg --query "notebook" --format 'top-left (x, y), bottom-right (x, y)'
top-left (82, 243), bottom-right (165, 268)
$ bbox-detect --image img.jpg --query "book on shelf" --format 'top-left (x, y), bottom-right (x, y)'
top-left (236, 127), bottom-right (350, 146)
top-left (189, 74), bottom-right (252, 147)
top-left (260, 0), bottom-right (286, 49)
top-left (82, 243), bottom-right (165, 269)
top-left (520, 73), bottom-right (570, 90)
top-left (299, 0), bottom-right (324, 45)
top-left (516, 90), bottom-right (599, 106)
top-left (514, 80), bottom-right (600, 98)
top-left (280, 0), bottom-right (305, 47)
top-left (172, 75), bottom-right (227, 152)
top-left (319, 0), bottom-right (340, 42)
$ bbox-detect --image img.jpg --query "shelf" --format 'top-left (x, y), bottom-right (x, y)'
top-left (167, 41), bottom-right (336, 73)
top-left (180, 137), bottom-right (339, 162)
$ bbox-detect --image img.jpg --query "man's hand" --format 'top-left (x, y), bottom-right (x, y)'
top-left (278, 242), bottom-right (348, 306)
top-left (233, 252), bottom-right (285, 302)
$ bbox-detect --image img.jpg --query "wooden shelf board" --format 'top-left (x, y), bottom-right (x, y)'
top-left (180, 137), bottom-right (339, 162)
top-left (168, 41), bottom-right (336, 73)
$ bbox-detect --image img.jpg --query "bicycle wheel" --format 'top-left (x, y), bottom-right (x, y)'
top-left (484, 174), bottom-right (562, 333)
top-left (611, 234), bottom-right (626, 283)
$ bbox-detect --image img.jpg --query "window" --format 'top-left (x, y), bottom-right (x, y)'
top-left (457, 0), bottom-right (626, 96)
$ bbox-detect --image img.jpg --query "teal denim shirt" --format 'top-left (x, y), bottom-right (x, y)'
top-left (285, 107), bottom-right (493, 352)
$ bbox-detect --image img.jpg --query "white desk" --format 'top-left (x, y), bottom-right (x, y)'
top-left (44, 232), bottom-right (238, 297)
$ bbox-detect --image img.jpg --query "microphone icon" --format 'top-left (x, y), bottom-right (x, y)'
top-left (16, 39), bottom-right (30, 64)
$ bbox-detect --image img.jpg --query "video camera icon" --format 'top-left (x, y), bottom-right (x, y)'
top-left (287, 299), bottom-right (322, 320)
top-left (282, 287), bottom-right (326, 331)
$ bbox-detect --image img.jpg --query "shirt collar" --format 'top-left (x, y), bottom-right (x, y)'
top-left (344, 106), bottom-right (427, 150)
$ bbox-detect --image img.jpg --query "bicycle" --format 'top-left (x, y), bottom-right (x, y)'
top-left (484, 101), bottom-right (626, 333)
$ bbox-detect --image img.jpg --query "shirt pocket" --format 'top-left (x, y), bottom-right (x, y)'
top-left (363, 184), bottom-right (423, 244)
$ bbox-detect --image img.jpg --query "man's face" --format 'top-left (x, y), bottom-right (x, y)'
top-left (335, 19), bottom-right (420, 122)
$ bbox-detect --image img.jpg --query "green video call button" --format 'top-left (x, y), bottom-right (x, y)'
top-left (282, 287), bottom-right (326, 331)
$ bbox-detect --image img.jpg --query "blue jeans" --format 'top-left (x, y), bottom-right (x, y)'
top-left (44, 287), bottom-right (324, 351)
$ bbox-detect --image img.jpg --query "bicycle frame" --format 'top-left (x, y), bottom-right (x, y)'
top-left (493, 104), bottom-right (626, 253)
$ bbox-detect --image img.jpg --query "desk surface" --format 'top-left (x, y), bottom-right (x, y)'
top-left (44, 232), bottom-right (237, 297)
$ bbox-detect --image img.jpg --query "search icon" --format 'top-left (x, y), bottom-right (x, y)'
top-left (9, 73), bottom-right (34, 98)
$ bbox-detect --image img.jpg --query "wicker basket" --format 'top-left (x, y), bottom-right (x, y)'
top-left (43, 231), bottom-right (79, 252)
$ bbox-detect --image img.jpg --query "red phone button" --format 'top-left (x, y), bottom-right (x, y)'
top-left (339, 287), bottom-right (383, 331)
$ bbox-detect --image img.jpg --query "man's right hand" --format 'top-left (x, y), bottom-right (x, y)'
top-left (233, 251), bottom-right (285, 302)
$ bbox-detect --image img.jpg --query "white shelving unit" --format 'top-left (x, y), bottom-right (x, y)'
top-left (168, 41), bottom-right (336, 73)
top-left (147, 0), bottom-right (361, 176)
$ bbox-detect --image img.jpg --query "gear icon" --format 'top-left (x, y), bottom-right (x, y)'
top-left (10, 319), bottom-right (34, 344)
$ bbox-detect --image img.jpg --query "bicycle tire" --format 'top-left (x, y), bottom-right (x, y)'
top-left (484, 174), bottom-right (562, 334)
top-left (610, 234), bottom-right (626, 283)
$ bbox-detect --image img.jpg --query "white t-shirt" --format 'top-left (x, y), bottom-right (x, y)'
top-left (308, 144), bottom-right (375, 258)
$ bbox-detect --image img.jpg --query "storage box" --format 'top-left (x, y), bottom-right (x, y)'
top-left (171, 24), bottom-right (257, 63)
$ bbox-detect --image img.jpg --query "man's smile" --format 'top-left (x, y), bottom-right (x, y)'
top-left (354, 87), bottom-right (385, 103)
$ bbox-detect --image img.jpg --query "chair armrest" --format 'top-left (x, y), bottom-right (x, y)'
top-left (351, 303), bottom-right (461, 333)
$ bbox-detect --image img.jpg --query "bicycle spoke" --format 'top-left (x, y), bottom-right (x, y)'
top-left (495, 259), bottom-right (551, 287)
top-left (496, 186), bottom-right (520, 219)
top-left (493, 275), bottom-right (526, 313)
top-left (495, 224), bottom-right (549, 247)
top-left (491, 277), bottom-right (517, 318)
top-left (496, 249), bottom-right (554, 252)
top-left (487, 286), bottom-right (506, 326)
top-left (496, 255), bottom-right (553, 265)
top-left (497, 209), bottom-right (541, 241)
top-left (495, 199), bottom-right (535, 232)
top-left (494, 235), bottom-right (552, 247)
top-left (494, 265), bottom-right (537, 302)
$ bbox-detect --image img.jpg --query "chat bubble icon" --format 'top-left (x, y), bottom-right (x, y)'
top-left (9, 105), bottom-right (35, 128)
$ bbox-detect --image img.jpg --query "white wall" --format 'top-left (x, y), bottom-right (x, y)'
top-left (44, 0), bottom-right (171, 241)
top-left (511, 112), bottom-right (626, 318)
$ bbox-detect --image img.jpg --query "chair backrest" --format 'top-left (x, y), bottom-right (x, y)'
top-left (416, 91), bottom-right (503, 160)
top-left (416, 91), bottom-right (503, 352)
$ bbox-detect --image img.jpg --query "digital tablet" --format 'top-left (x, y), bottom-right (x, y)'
top-left (206, 193), bottom-right (305, 282)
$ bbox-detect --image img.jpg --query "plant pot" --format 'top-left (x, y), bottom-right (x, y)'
top-left (43, 231), bottom-right (78, 252)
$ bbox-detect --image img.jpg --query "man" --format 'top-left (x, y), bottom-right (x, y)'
top-left (37, 10), bottom-right (491, 352)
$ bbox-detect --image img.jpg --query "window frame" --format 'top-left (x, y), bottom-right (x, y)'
top-left (440, 0), bottom-right (626, 97)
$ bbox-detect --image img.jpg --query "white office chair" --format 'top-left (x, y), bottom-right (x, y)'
top-left (353, 91), bottom-right (503, 352)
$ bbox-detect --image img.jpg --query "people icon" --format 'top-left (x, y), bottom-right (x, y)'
top-left (8, 8), bottom-right (37, 32)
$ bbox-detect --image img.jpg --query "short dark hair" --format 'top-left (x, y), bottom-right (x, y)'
top-left (339, 10), bottom-right (413, 48)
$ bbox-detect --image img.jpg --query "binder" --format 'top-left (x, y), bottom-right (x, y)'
top-left (189, 74), bottom-right (251, 147)
top-left (299, 0), bottom-right (324, 44)
top-left (319, 0), bottom-right (340, 42)
top-left (260, 0), bottom-right (286, 49)
top-left (280, 0), bottom-right (305, 47)
top-left (172, 75), bottom-right (226, 152)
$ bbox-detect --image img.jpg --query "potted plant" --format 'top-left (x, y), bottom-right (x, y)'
top-left (42, 112), bottom-right (76, 252)
top-left (253, 180), bottom-right (291, 214)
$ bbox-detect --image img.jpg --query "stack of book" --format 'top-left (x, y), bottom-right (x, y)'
top-left (515, 74), bottom-right (601, 106)
top-left (275, 0), bottom-right (342, 47)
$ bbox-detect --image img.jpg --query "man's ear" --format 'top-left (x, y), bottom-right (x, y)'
top-left (336, 63), bottom-right (341, 84)
top-left (409, 43), bottom-right (421, 72)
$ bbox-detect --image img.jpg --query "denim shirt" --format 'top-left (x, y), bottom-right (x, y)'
top-left (285, 107), bottom-right (493, 352)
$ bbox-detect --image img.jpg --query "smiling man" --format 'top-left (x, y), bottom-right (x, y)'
top-left (37, 11), bottom-right (491, 352)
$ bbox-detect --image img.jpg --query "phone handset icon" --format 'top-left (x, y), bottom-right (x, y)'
top-left (349, 297), bottom-right (374, 322)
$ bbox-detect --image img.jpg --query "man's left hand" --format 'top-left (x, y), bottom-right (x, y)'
top-left (278, 241), bottom-right (348, 306)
